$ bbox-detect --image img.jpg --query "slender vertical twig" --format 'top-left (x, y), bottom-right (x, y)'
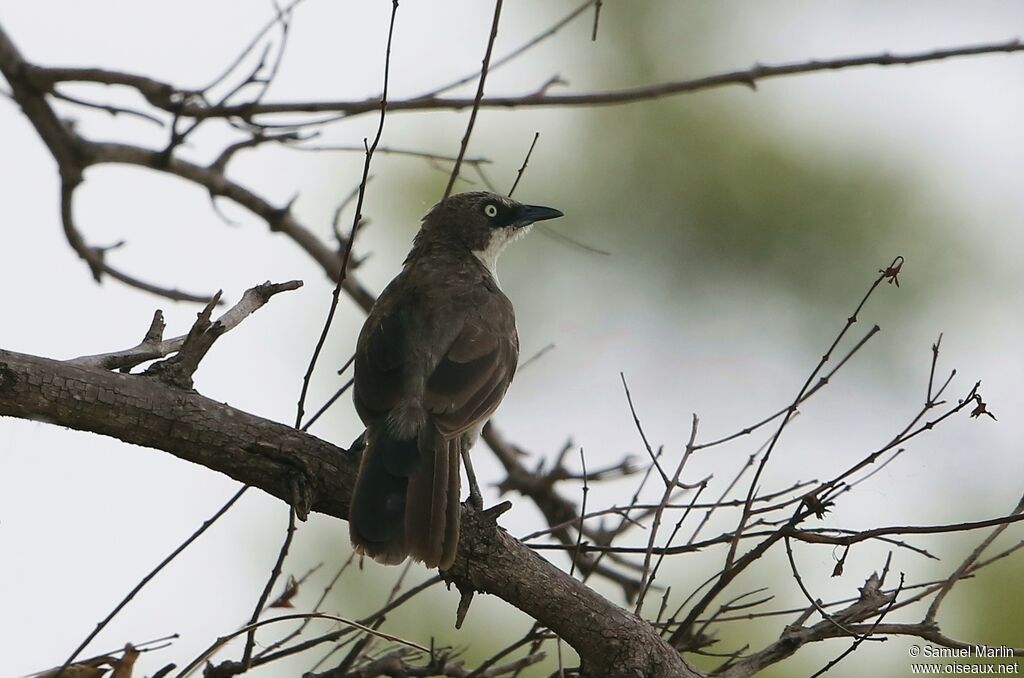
top-left (508, 132), bottom-right (540, 196)
top-left (294, 0), bottom-right (399, 428)
top-left (724, 257), bottom-right (902, 572)
top-left (256, 1), bottom-right (399, 670)
top-left (635, 415), bottom-right (700, 613)
top-left (241, 506), bottom-right (298, 666)
top-left (591, 0), bottom-right (603, 41)
top-left (443, 0), bottom-right (505, 200)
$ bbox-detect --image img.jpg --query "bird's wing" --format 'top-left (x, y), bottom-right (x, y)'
top-left (422, 300), bottom-right (519, 437)
top-left (353, 279), bottom-right (518, 436)
top-left (353, 283), bottom-right (427, 423)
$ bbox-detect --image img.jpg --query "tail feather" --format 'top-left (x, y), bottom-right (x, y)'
top-left (349, 423), bottom-right (461, 569)
top-left (440, 439), bottom-right (462, 568)
top-left (405, 426), bottom-right (448, 566)
top-left (348, 427), bottom-right (415, 565)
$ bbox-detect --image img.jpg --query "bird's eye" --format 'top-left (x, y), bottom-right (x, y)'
top-left (483, 204), bottom-right (498, 218)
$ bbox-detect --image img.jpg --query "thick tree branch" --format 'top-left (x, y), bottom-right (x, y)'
top-left (0, 348), bottom-right (700, 678)
top-left (0, 348), bottom-right (352, 517)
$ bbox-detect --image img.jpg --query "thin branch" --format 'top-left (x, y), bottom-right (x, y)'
top-left (199, 0), bottom-right (307, 95)
top-left (301, 377), bottom-right (355, 431)
top-left (442, 0), bottom-right (504, 200)
top-left (422, 0), bottom-right (595, 98)
top-left (569, 448), bottom-right (589, 579)
top-left (60, 181), bottom-right (218, 303)
top-left (591, 0), bottom-right (603, 41)
top-left (254, 554), bottom-right (356, 660)
top-left (49, 88), bottom-right (165, 125)
top-left (296, 144), bottom-right (491, 166)
top-left (635, 415), bottom-right (700, 612)
top-left (788, 512), bottom-right (1024, 549)
top-left (620, 373), bottom-right (670, 486)
top-left (727, 259), bottom-right (901, 571)
top-left (517, 343), bottom-right (556, 371)
top-left (534, 224), bottom-right (612, 257)
top-left (810, 572), bottom-right (904, 678)
top-left (241, 506), bottom-right (298, 667)
top-left (124, 38), bottom-right (1024, 119)
top-left (924, 493), bottom-right (1024, 623)
top-left (176, 612), bottom-right (429, 676)
top-left (293, 0), bottom-right (398, 429)
top-left (54, 486), bottom-right (249, 678)
top-left (251, 576), bottom-right (442, 668)
top-left (694, 325), bottom-right (880, 451)
top-left (783, 533), bottom-right (870, 641)
top-left (508, 132), bottom-right (539, 196)
top-left (68, 280), bottom-right (302, 370)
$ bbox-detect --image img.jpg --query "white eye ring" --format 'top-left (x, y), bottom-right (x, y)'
top-left (484, 204), bottom-right (498, 218)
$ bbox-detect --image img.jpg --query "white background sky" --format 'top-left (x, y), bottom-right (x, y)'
top-left (2, 2), bottom-right (1022, 675)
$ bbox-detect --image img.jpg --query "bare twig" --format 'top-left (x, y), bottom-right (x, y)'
top-left (635, 415), bottom-right (700, 613)
top-left (54, 487), bottom-right (248, 678)
top-left (200, 0), bottom-right (307, 94)
top-left (250, 576), bottom-right (442, 668)
top-left (176, 612), bottom-right (429, 676)
top-left (97, 38), bottom-right (1024, 119)
top-left (68, 280), bottom-right (302, 370)
top-left (591, 0), bottom-right (604, 41)
top-left (693, 325), bottom-right (879, 451)
top-left (620, 373), bottom-right (670, 486)
top-left (294, 0), bottom-right (398, 429)
top-left (726, 259), bottom-right (901, 571)
top-left (423, 0), bottom-right (595, 98)
top-left (508, 132), bottom-right (539, 197)
top-left (924, 493), bottom-right (1024, 623)
top-left (301, 378), bottom-right (355, 431)
top-left (240, 507), bottom-right (298, 667)
top-left (443, 0), bottom-right (505, 200)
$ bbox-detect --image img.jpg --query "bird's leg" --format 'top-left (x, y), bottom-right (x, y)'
top-left (460, 446), bottom-right (484, 511)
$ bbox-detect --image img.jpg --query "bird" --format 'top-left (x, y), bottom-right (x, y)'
top-left (348, 190), bottom-right (563, 570)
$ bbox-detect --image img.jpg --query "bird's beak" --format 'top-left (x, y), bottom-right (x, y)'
top-left (513, 204), bottom-right (564, 228)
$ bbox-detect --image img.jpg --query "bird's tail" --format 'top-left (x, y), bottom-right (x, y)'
top-left (348, 422), bottom-right (461, 569)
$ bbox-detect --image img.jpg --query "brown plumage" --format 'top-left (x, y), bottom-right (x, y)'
top-left (348, 191), bottom-right (562, 569)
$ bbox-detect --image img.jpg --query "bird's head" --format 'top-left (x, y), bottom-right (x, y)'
top-left (418, 191), bottom-right (563, 274)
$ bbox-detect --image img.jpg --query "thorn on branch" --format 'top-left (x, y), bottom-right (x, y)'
top-left (801, 491), bottom-right (832, 520)
top-left (482, 500), bottom-right (514, 522)
top-left (832, 546), bottom-right (850, 577)
top-left (880, 255), bottom-right (904, 287)
top-left (969, 393), bottom-right (996, 421)
top-left (268, 194), bottom-right (298, 232)
top-left (267, 575), bottom-right (299, 609)
top-left (534, 74), bottom-right (567, 96)
top-left (454, 585), bottom-right (475, 629)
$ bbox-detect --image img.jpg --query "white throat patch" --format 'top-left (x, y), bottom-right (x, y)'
top-left (472, 225), bottom-right (531, 283)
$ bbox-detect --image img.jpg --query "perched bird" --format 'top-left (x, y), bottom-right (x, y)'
top-left (349, 191), bottom-right (563, 569)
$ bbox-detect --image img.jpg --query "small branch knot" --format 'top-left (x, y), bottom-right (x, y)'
top-left (144, 291), bottom-right (224, 389)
